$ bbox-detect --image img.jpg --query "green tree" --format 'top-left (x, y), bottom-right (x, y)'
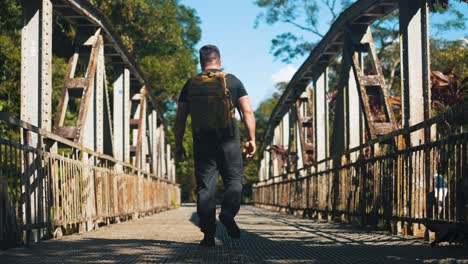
top-left (254, 0), bottom-right (351, 63)
top-left (90, 0), bottom-right (201, 104)
top-left (0, 0), bottom-right (73, 118)
top-left (255, 82), bottom-right (286, 138)
top-left (0, 0), bottom-right (21, 115)
top-left (431, 39), bottom-right (468, 78)
top-left (0, 0), bottom-right (70, 140)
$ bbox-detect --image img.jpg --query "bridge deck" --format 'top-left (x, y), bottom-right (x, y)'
top-left (1, 205), bottom-right (466, 263)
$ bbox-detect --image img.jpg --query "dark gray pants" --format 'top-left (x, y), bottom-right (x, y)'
top-left (193, 126), bottom-right (243, 235)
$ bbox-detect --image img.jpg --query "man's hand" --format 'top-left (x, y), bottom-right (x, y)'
top-left (174, 102), bottom-right (189, 161)
top-left (242, 140), bottom-right (256, 159)
top-left (238, 96), bottom-right (256, 160)
top-left (176, 144), bottom-right (186, 161)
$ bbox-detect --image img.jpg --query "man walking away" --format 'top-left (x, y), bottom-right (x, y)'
top-left (174, 45), bottom-right (256, 247)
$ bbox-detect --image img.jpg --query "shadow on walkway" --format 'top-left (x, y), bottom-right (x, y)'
top-left (0, 205), bottom-right (466, 264)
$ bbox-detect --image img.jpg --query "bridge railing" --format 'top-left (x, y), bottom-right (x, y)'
top-left (254, 105), bottom-right (467, 232)
top-left (254, 0), bottom-right (467, 237)
top-left (1, 0), bottom-right (179, 247)
top-left (0, 114), bottom-right (180, 246)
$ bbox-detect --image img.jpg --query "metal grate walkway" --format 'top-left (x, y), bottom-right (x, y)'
top-left (1, 205), bottom-right (467, 264)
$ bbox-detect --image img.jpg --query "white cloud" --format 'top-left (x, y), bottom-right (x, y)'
top-left (271, 65), bottom-right (297, 84)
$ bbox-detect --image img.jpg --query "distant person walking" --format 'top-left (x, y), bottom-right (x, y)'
top-left (174, 45), bottom-right (256, 247)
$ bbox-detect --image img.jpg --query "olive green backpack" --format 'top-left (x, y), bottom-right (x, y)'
top-left (187, 71), bottom-right (235, 131)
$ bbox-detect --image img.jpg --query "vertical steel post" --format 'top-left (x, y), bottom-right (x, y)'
top-left (400, 0), bottom-right (429, 142)
top-left (123, 71), bottom-right (131, 163)
top-left (112, 67), bottom-right (129, 163)
top-left (347, 64), bottom-right (361, 155)
top-left (399, 0), bottom-right (431, 237)
top-left (282, 114), bottom-right (290, 156)
top-left (20, 0), bottom-right (52, 245)
top-left (265, 150), bottom-right (271, 180)
top-left (295, 122), bottom-right (304, 172)
top-left (314, 69), bottom-right (329, 163)
top-left (150, 110), bottom-right (158, 174)
top-left (95, 36), bottom-right (105, 154)
top-left (132, 103), bottom-right (140, 166)
top-left (147, 111), bottom-right (153, 171)
top-left (160, 127), bottom-right (166, 178)
top-left (156, 126), bottom-right (161, 177)
top-left (272, 126), bottom-right (280, 176)
top-left (166, 144), bottom-right (171, 180)
top-left (141, 97), bottom-right (147, 170)
top-left (259, 158), bottom-right (265, 182)
top-left (21, 0), bottom-right (53, 132)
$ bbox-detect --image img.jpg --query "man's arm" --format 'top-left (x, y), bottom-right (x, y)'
top-left (238, 96), bottom-right (256, 158)
top-left (174, 102), bottom-right (189, 160)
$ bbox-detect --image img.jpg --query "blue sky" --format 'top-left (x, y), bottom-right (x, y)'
top-left (181, 0), bottom-right (468, 109)
top-left (181, 0), bottom-right (306, 109)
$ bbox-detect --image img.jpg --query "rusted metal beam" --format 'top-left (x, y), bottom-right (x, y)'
top-left (134, 87), bottom-right (147, 169)
top-left (346, 26), bottom-right (398, 141)
top-left (78, 31), bottom-right (102, 147)
top-left (51, 0), bottom-right (169, 149)
top-left (0, 113), bottom-right (178, 184)
top-left (296, 89), bottom-right (314, 166)
top-left (259, 0), bottom-right (398, 158)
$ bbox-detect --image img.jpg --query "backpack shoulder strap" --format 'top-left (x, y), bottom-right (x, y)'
top-left (217, 71), bottom-right (229, 93)
top-left (217, 72), bottom-right (235, 117)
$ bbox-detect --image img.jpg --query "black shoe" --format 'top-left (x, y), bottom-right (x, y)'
top-left (219, 213), bottom-right (241, 239)
top-left (199, 234), bottom-right (215, 247)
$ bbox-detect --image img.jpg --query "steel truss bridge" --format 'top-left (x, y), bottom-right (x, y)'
top-left (0, 0), bottom-right (466, 257)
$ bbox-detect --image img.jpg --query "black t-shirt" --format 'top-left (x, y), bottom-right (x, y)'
top-left (178, 69), bottom-right (248, 108)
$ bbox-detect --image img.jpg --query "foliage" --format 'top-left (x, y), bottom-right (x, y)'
top-left (254, 0), bottom-right (352, 63)
top-left (89, 0), bottom-right (201, 104)
top-left (255, 82), bottom-right (286, 138)
top-left (0, 34), bottom-right (20, 114)
top-left (431, 70), bottom-right (467, 113)
top-left (0, 0), bottom-right (21, 115)
top-left (431, 39), bottom-right (468, 79)
top-left (430, 39), bottom-right (468, 128)
top-left (52, 56), bottom-right (68, 122)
